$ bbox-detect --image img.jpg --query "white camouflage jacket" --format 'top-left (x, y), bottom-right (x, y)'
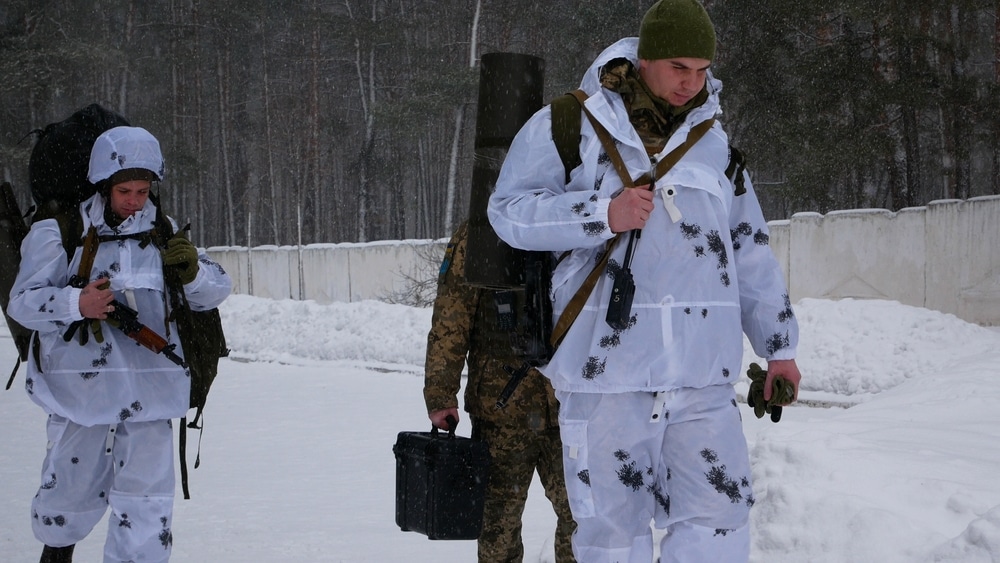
top-left (8, 193), bottom-right (232, 426)
top-left (488, 38), bottom-right (798, 394)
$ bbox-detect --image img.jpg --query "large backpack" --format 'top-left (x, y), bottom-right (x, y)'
top-left (0, 104), bottom-right (228, 498)
top-left (0, 181), bottom-right (32, 367)
top-left (1, 104), bottom-right (130, 369)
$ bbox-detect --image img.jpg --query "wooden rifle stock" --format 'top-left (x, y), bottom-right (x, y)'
top-left (106, 301), bottom-right (187, 367)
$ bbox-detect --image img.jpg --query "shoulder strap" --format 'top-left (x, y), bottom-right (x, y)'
top-left (573, 90), bottom-right (716, 188)
top-left (571, 90), bottom-right (640, 188)
top-left (548, 112), bottom-right (716, 349)
top-left (59, 225), bottom-right (102, 347)
top-left (551, 90), bottom-right (584, 184)
top-left (725, 145), bottom-right (747, 196)
top-left (75, 225), bottom-right (99, 280)
top-left (549, 240), bottom-right (615, 349)
top-left (148, 192), bottom-right (177, 247)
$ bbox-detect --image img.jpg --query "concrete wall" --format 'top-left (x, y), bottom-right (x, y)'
top-left (207, 239), bottom-right (447, 305)
top-left (924, 197), bottom-right (1000, 326)
top-left (787, 207), bottom-right (927, 307)
top-left (205, 195), bottom-right (1000, 325)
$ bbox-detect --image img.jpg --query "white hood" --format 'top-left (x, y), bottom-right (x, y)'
top-left (578, 37), bottom-right (723, 125)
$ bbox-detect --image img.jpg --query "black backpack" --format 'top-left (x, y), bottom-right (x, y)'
top-left (1, 104), bottom-right (130, 367)
top-left (0, 104), bottom-right (228, 498)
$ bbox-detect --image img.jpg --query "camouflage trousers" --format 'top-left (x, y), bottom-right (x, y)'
top-left (473, 418), bottom-right (576, 563)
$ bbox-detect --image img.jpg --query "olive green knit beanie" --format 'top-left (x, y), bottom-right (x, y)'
top-left (638, 0), bottom-right (716, 62)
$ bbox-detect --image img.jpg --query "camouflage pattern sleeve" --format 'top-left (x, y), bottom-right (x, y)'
top-left (423, 221), bottom-right (480, 414)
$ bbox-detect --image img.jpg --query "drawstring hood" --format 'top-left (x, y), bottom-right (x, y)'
top-left (599, 57), bottom-right (709, 155)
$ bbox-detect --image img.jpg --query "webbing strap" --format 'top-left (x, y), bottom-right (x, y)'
top-left (552, 90), bottom-right (585, 184)
top-left (180, 417), bottom-right (190, 499)
top-left (549, 239), bottom-right (616, 348)
top-left (570, 91), bottom-right (635, 188)
top-left (548, 93), bottom-right (716, 348)
top-left (61, 226), bottom-right (102, 345)
top-left (574, 89), bottom-right (716, 187)
top-left (97, 229), bottom-right (157, 248)
top-left (77, 226), bottom-right (99, 280)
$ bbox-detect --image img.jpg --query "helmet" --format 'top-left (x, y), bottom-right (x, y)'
top-left (87, 126), bottom-right (165, 185)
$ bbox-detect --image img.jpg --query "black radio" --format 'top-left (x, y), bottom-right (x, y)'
top-left (605, 268), bottom-right (635, 330)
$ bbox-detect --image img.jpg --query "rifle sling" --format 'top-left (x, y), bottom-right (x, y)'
top-left (549, 92), bottom-right (715, 348)
top-left (61, 226), bottom-right (102, 345)
top-left (77, 226), bottom-right (99, 280)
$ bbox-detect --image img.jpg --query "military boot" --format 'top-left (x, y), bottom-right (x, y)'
top-left (40, 544), bottom-right (75, 563)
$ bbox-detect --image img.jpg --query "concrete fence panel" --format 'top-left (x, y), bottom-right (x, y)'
top-left (206, 247), bottom-right (248, 296)
top-left (248, 246), bottom-right (297, 301)
top-left (766, 219), bottom-right (791, 285)
top-left (925, 196), bottom-right (1000, 326)
top-left (345, 240), bottom-right (443, 302)
top-left (299, 244), bottom-right (351, 304)
top-left (204, 196), bottom-right (1000, 326)
top-left (788, 207), bottom-right (926, 309)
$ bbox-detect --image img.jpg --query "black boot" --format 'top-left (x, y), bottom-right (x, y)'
top-left (40, 544), bottom-right (75, 563)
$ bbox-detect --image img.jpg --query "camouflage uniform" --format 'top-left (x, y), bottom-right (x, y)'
top-left (424, 221), bottom-right (576, 563)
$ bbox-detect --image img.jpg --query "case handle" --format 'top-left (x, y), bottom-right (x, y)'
top-left (430, 414), bottom-right (459, 438)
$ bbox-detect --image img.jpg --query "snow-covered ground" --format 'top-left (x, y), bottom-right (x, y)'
top-left (1, 295), bottom-right (999, 562)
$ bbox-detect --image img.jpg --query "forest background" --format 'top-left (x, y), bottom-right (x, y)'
top-left (0, 1), bottom-right (997, 248)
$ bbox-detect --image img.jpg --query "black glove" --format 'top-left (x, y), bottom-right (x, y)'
top-left (162, 236), bottom-right (199, 284)
top-left (746, 362), bottom-right (795, 423)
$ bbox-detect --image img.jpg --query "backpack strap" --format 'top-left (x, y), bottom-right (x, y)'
top-left (97, 230), bottom-right (158, 248)
top-left (725, 144), bottom-right (747, 196)
top-left (62, 225), bottom-right (102, 346)
top-left (551, 90), bottom-right (585, 184)
top-left (549, 111), bottom-right (716, 349)
top-left (145, 194), bottom-right (199, 499)
top-left (147, 193), bottom-right (218, 500)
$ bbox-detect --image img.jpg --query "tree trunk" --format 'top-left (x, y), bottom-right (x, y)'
top-left (994, 6), bottom-right (1000, 195)
top-left (938, 6), bottom-right (957, 200)
top-left (119, 1), bottom-right (136, 114)
top-left (217, 43), bottom-right (236, 246)
top-left (950, 4), bottom-right (970, 201)
top-left (262, 36), bottom-right (280, 245)
top-left (349, 0), bottom-right (377, 242)
top-left (443, 0), bottom-right (481, 236)
top-left (443, 108), bottom-right (464, 236)
top-left (308, 5), bottom-right (323, 243)
top-left (193, 0), bottom-right (205, 242)
top-left (168, 0), bottom-right (181, 217)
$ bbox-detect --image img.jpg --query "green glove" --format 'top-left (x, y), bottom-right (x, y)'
top-left (746, 362), bottom-right (795, 423)
top-left (163, 236), bottom-right (199, 284)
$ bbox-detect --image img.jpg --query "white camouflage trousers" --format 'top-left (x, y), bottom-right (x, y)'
top-left (32, 414), bottom-right (175, 563)
top-left (557, 384), bottom-right (752, 563)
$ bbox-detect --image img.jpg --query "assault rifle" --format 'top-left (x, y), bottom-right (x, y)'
top-left (63, 275), bottom-right (186, 367)
top-left (103, 299), bottom-right (187, 367)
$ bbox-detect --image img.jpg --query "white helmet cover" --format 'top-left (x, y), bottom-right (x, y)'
top-left (87, 125), bottom-right (165, 184)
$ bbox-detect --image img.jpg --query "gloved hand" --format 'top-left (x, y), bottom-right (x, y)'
top-left (746, 362), bottom-right (796, 423)
top-left (162, 236), bottom-right (199, 284)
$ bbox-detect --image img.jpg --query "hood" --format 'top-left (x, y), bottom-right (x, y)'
top-left (82, 192), bottom-right (158, 236)
top-left (578, 37), bottom-right (723, 124)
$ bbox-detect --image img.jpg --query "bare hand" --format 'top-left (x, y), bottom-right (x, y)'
top-left (78, 278), bottom-right (115, 319)
top-left (608, 187), bottom-right (655, 233)
top-left (764, 359), bottom-right (801, 404)
top-left (429, 407), bottom-right (460, 431)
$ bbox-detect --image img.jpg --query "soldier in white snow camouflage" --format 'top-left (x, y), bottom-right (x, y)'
top-left (487, 1), bottom-right (803, 561)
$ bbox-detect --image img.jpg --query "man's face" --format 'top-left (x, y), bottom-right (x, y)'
top-left (108, 179), bottom-right (151, 219)
top-left (638, 57), bottom-right (711, 107)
